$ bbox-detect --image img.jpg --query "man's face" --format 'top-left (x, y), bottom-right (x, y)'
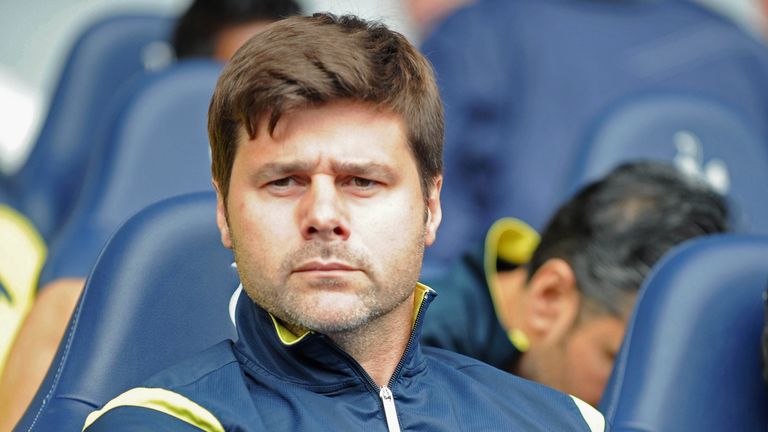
top-left (216, 100), bottom-right (441, 334)
top-left (530, 312), bottom-right (627, 407)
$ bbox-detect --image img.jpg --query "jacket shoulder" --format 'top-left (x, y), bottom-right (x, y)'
top-left (422, 346), bottom-right (606, 431)
top-left (83, 341), bottom-right (244, 432)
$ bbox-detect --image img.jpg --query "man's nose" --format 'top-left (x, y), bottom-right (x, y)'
top-left (299, 179), bottom-right (350, 241)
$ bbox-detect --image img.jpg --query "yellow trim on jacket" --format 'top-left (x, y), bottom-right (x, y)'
top-left (82, 387), bottom-right (225, 432)
top-left (482, 217), bottom-right (540, 353)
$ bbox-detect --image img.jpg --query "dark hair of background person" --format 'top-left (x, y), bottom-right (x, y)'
top-left (208, 13), bottom-right (444, 203)
top-left (172, 0), bottom-right (302, 59)
top-left (527, 161), bottom-right (730, 317)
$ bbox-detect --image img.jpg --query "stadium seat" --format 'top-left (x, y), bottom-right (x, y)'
top-left (3, 13), bottom-right (174, 241)
top-left (565, 92), bottom-right (768, 234)
top-left (37, 60), bottom-right (222, 287)
top-left (599, 234), bottom-right (768, 431)
top-left (419, 0), bottom-right (768, 275)
top-left (15, 192), bottom-right (239, 432)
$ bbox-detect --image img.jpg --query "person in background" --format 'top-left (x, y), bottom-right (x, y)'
top-left (421, 161), bottom-right (729, 406)
top-left (0, 204), bottom-right (45, 377)
top-left (82, 13), bottom-right (605, 431)
top-left (402, 0), bottom-right (474, 38)
top-left (172, 0), bottom-right (301, 61)
top-left (0, 2), bottom-right (301, 429)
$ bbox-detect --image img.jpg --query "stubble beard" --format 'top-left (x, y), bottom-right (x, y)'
top-left (233, 231), bottom-right (425, 336)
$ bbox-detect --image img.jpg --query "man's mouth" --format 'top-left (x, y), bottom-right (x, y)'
top-left (293, 261), bottom-right (358, 273)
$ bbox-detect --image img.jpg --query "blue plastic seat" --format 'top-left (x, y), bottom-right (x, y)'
top-left (38, 60), bottom-right (222, 286)
top-left (3, 13), bottom-right (174, 241)
top-left (15, 192), bottom-right (239, 432)
top-left (566, 92), bottom-right (768, 234)
top-left (599, 234), bottom-right (768, 431)
top-left (419, 0), bottom-right (768, 275)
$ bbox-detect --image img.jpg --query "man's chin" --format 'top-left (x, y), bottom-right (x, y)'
top-left (291, 271), bottom-right (365, 289)
top-left (287, 292), bottom-right (372, 333)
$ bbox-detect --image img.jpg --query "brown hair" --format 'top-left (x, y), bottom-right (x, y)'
top-left (208, 13), bottom-right (444, 202)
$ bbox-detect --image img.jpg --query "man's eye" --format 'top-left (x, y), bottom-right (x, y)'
top-left (350, 177), bottom-right (376, 189)
top-left (269, 177), bottom-right (298, 188)
top-left (267, 177), bottom-right (299, 189)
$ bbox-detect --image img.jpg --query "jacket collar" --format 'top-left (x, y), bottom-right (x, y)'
top-left (233, 284), bottom-right (436, 392)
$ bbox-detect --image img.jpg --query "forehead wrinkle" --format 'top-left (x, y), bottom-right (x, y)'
top-left (330, 160), bottom-right (397, 181)
top-left (251, 159), bottom-right (319, 182)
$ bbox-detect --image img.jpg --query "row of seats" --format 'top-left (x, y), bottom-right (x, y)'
top-left (15, 191), bottom-right (768, 431)
top-left (1, 16), bottom-right (225, 429)
top-left (39, 59), bottom-right (220, 286)
top-left (1, 13), bottom-right (223, 288)
top-left (17, 193), bottom-right (238, 432)
top-left (1, 14), bottom-right (175, 241)
top-left (422, 0), bottom-right (768, 274)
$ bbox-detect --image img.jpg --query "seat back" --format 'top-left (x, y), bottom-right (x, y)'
top-left (15, 192), bottom-right (239, 432)
top-left (419, 0), bottom-right (768, 275)
top-left (599, 234), bottom-right (768, 431)
top-left (38, 60), bottom-right (222, 286)
top-left (566, 92), bottom-right (768, 233)
top-left (7, 13), bottom-right (174, 240)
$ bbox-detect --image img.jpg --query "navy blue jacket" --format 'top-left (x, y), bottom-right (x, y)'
top-left (83, 285), bottom-right (605, 431)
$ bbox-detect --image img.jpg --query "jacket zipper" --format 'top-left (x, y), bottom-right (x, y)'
top-left (379, 289), bottom-right (431, 431)
top-left (379, 386), bottom-right (401, 432)
top-left (323, 289), bottom-right (431, 432)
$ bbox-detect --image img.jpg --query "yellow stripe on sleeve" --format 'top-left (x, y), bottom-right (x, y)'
top-left (82, 387), bottom-right (225, 432)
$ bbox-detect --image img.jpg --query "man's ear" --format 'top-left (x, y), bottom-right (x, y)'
top-left (424, 175), bottom-right (443, 247)
top-left (213, 181), bottom-right (233, 249)
top-left (519, 258), bottom-right (580, 344)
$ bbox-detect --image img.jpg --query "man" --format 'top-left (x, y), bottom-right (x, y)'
top-left (0, 201), bottom-right (46, 432)
top-left (82, 13), bottom-right (604, 431)
top-left (421, 161), bottom-right (729, 406)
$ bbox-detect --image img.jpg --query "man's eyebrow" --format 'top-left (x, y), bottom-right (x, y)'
top-left (331, 161), bottom-right (397, 181)
top-left (252, 161), bottom-right (316, 183)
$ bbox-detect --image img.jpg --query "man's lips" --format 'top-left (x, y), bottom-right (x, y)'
top-left (293, 261), bottom-right (359, 273)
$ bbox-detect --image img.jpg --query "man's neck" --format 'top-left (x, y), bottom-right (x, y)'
top-left (326, 291), bottom-right (416, 387)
